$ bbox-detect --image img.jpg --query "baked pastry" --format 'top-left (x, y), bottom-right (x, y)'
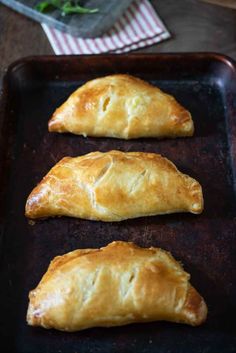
top-left (48, 74), bottom-right (193, 139)
top-left (27, 241), bottom-right (207, 331)
top-left (25, 151), bottom-right (203, 221)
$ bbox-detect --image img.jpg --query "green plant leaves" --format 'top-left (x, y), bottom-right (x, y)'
top-left (36, 1), bottom-right (98, 15)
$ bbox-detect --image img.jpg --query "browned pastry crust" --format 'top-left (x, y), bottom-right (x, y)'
top-left (25, 151), bottom-right (203, 221)
top-left (27, 241), bottom-right (207, 331)
top-left (48, 74), bottom-right (194, 139)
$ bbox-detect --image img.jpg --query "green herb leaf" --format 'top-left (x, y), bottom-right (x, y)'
top-left (36, 1), bottom-right (98, 15)
top-left (62, 4), bottom-right (98, 15)
top-left (35, 1), bottom-right (52, 12)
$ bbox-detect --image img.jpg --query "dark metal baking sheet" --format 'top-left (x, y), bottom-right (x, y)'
top-left (0, 0), bottom-right (133, 37)
top-left (0, 54), bottom-right (236, 353)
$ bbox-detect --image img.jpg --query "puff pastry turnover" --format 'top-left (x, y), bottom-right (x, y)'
top-left (48, 74), bottom-right (194, 139)
top-left (27, 241), bottom-right (207, 331)
top-left (25, 151), bottom-right (203, 221)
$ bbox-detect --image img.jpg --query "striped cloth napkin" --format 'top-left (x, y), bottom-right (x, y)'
top-left (42, 0), bottom-right (170, 55)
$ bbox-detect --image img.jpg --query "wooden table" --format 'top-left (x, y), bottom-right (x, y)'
top-left (1, 0), bottom-right (236, 88)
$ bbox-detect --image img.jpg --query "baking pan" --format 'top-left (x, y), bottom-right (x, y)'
top-left (0, 0), bottom-right (133, 37)
top-left (0, 53), bottom-right (236, 353)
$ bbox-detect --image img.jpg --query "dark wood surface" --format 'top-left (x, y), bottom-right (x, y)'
top-left (1, 0), bottom-right (236, 89)
top-left (202, 0), bottom-right (236, 9)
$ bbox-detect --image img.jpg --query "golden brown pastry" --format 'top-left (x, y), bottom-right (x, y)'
top-left (27, 241), bottom-right (207, 331)
top-left (48, 74), bottom-right (193, 139)
top-left (25, 151), bottom-right (203, 221)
